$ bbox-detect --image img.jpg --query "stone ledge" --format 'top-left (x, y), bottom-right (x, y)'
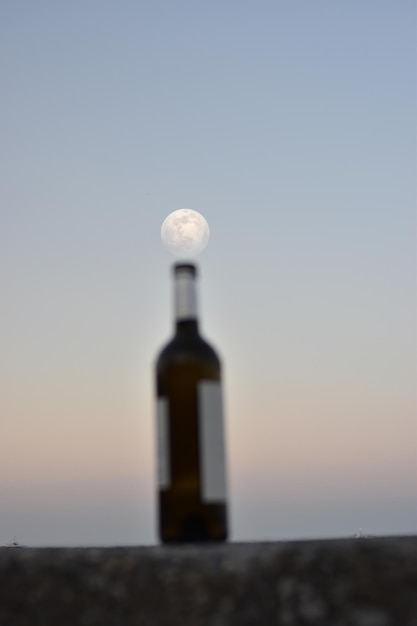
top-left (0, 536), bottom-right (416, 626)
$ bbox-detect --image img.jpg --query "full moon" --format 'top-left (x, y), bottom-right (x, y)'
top-left (161, 208), bottom-right (210, 257)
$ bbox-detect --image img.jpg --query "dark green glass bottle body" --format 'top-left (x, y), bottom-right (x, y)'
top-left (155, 266), bottom-right (228, 543)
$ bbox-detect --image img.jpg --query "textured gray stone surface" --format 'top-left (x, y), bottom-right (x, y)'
top-left (0, 536), bottom-right (416, 626)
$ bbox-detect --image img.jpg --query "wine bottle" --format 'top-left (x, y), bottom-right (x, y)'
top-left (155, 262), bottom-right (228, 543)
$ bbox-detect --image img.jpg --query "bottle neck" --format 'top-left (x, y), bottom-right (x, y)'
top-left (173, 266), bottom-right (199, 331)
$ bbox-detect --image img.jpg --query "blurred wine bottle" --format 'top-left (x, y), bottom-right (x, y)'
top-left (155, 263), bottom-right (228, 543)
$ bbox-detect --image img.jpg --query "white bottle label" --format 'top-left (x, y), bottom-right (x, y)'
top-left (198, 381), bottom-right (227, 502)
top-left (157, 397), bottom-right (170, 489)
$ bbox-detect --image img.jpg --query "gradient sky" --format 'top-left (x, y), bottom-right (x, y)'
top-left (1, 2), bottom-right (416, 546)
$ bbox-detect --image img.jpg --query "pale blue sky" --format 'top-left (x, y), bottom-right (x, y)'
top-left (1, 2), bottom-right (415, 546)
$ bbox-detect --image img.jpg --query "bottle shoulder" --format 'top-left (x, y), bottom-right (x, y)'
top-left (156, 331), bottom-right (221, 370)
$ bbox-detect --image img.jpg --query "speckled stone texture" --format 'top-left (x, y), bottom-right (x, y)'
top-left (0, 536), bottom-right (416, 626)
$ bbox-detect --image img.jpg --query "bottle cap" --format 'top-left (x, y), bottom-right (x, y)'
top-left (173, 263), bottom-right (197, 277)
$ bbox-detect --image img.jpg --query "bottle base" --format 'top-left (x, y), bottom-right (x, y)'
top-left (160, 513), bottom-right (228, 544)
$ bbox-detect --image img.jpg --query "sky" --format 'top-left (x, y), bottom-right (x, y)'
top-left (1, 1), bottom-right (416, 546)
